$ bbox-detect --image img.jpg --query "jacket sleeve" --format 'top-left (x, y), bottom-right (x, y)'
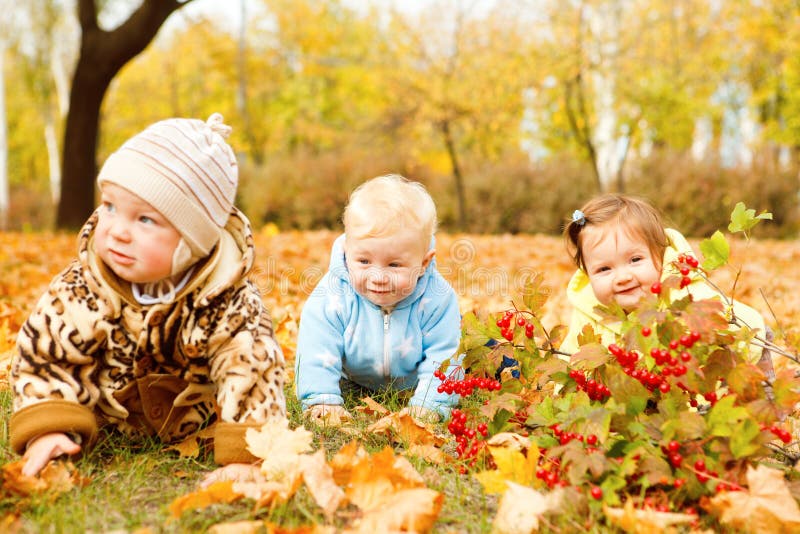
top-left (206, 280), bottom-right (287, 465)
top-left (10, 264), bottom-right (104, 453)
top-left (409, 278), bottom-right (462, 419)
top-left (294, 277), bottom-right (347, 411)
top-left (208, 280), bottom-right (287, 425)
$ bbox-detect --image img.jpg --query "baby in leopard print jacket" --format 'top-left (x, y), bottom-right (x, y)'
top-left (10, 114), bottom-right (286, 482)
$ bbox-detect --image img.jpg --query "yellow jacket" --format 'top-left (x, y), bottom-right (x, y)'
top-left (560, 228), bottom-right (766, 361)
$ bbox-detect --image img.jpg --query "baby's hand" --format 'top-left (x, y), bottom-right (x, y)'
top-left (304, 404), bottom-right (352, 426)
top-left (406, 405), bottom-right (441, 424)
top-left (22, 432), bottom-right (81, 477)
top-left (201, 463), bottom-right (263, 488)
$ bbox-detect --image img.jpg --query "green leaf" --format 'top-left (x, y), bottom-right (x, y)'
top-left (707, 394), bottom-right (749, 437)
top-left (459, 312), bottom-right (492, 351)
top-left (699, 230), bottom-right (730, 270)
top-left (605, 367), bottom-right (649, 416)
top-left (521, 272), bottom-right (551, 314)
top-left (729, 418), bottom-right (762, 459)
top-left (728, 202), bottom-right (772, 234)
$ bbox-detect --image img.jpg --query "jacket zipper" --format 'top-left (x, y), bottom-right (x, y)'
top-left (383, 309), bottom-right (391, 378)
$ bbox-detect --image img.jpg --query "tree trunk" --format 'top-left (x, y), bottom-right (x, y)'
top-left (440, 119), bottom-right (467, 230)
top-left (56, 0), bottom-right (195, 230)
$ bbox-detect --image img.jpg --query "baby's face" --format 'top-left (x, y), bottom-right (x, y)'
top-left (344, 229), bottom-right (434, 308)
top-left (94, 183), bottom-right (181, 284)
top-left (581, 223), bottom-right (661, 311)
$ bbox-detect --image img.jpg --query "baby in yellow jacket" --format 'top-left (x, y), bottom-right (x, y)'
top-left (560, 194), bottom-right (773, 376)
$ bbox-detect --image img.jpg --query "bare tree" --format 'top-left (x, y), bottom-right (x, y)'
top-left (56, 0), bottom-right (195, 229)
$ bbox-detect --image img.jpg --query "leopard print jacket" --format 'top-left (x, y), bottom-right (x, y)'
top-left (10, 208), bottom-right (286, 464)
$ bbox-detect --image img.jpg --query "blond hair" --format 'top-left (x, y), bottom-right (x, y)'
top-left (343, 174), bottom-right (437, 248)
top-left (564, 194), bottom-right (669, 272)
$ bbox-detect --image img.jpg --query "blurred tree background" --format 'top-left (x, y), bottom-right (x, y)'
top-left (2, 0), bottom-right (799, 236)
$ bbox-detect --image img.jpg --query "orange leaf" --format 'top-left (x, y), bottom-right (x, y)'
top-left (168, 481), bottom-right (242, 518)
top-left (365, 410), bottom-right (444, 446)
top-left (1, 459), bottom-right (86, 497)
top-left (353, 396), bottom-right (389, 416)
top-left (346, 447), bottom-right (425, 511)
top-left (299, 450), bottom-right (346, 518)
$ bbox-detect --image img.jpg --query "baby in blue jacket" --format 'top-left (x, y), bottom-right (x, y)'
top-left (295, 174), bottom-right (462, 425)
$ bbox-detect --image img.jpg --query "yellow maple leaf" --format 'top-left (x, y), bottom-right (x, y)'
top-left (491, 482), bottom-right (564, 534)
top-left (245, 418), bottom-right (314, 480)
top-left (168, 481), bottom-right (241, 518)
top-left (353, 488), bottom-right (443, 533)
top-left (604, 500), bottom-right (695, 534)
top-left (474, 443), bottom-right (540, 494)
top-left (707, 464), bottom-right (800, 534)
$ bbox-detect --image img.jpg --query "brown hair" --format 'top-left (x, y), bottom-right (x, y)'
top-left (563, 194), bottom-right (669, 272)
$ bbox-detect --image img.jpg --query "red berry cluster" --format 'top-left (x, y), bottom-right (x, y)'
top-left (608, 330), bottom-right (701, 396)
top-left (676, 253), bottom-right (700, 289)
top-left (434, 370), bottom-right (501, 395)
top-left (568, 369), bottom-right (611, 401)
top-left (761, 423), bottom-right (792, 444)
top-left (495, 309), bottom-right (535, 341)
top-left (661, 440), bottom-right (684, 468)
top-left (550, 424), bottom-right (600, 451)
top-left (447, 408), bottom-right (489, 468)
top-left (649, 253), bottom-right (701, 293)
top-left (541, 425), bottom-right (604, 496)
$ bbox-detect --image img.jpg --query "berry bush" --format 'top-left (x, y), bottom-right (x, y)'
top-left (439, 204), bottom-right (800, 529)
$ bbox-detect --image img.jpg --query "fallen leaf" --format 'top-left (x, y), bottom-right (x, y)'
top-left (486, 432), bottom-right (531, 452)
top-left (329, 441), bottom-right (369, 486)
top-left (208, 520), bottom-right (333, 534)
top-left (168, 481), bottom-right (242, 518)
top-left (346, 447), bottom-right (425, 511)
top-left (474, 444), bottom-right (540, 494)
top-left (0, 512), bottom-right (22, 533)
top-left (604, 500), bottom-right (695, 533)
top-left (366, 410), bottom-right (444, 446)
top-left (491, 482), bottom-right (564, 534)
top-left (299, 450), bottom-right (346, 519)
top-left (354, 396), bottom-right (389, 416)
top-left (406, 444), bottom-right (446, 464)
top-left (245, 418), bottom-right (314, 480)
top-left (1, 460), bottom-right (86, 497)
top-left (353, 488), bottom-right (443, 533)
top-left (707, 464), bottom-right (800, 534)
top-left (165, 435), bottom-right (200, 458)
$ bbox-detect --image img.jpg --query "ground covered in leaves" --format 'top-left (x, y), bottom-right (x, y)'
top-left (1, 228), bottom-right (799, 532)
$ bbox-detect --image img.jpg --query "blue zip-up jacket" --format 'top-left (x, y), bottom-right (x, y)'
top-left (295, 234), bottom-right (462, 418)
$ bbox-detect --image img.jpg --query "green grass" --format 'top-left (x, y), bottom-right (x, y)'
top-left (0, 387), bottom-right (501, 533)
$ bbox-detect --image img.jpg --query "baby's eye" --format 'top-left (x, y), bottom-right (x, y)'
top-left (139, 215), bottom-right (155, 225)
top-left (631, 256), bottom-right (644, 263)
top-left (595, 266), bottom-right (610, 274)
top-left (388, 262), bottom-right (401, 268)
top-left (358, 258), bottom-right (370, 265)
top-left (102, 201), bottom-right (115, 213)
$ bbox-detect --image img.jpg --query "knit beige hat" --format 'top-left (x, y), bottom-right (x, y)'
top-left (97, 113), bottom-right (238, 275)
